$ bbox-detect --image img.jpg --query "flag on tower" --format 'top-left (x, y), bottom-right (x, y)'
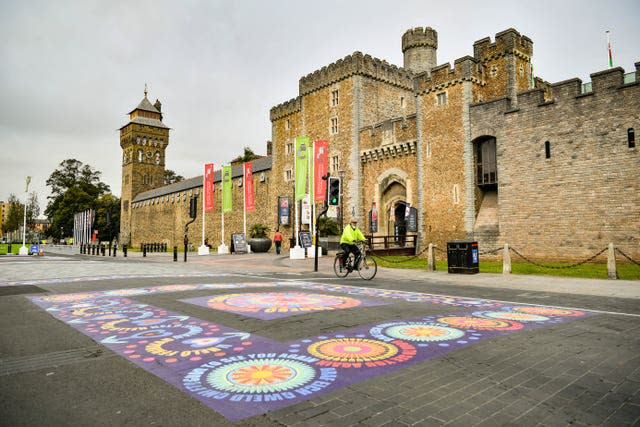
top-left (606, 31), bottom-right (614, 68)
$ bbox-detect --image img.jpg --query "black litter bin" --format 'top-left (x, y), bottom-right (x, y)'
top-left (447, 240), bottom-right (479, 274)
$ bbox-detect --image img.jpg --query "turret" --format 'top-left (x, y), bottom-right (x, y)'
top-left (402, 27), bottom-right (438, 75)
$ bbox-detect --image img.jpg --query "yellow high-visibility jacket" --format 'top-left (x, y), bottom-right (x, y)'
top-left (340, 225), bottom-right (365, 245)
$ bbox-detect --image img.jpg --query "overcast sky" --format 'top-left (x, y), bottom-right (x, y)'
top-left (1, 0), bottom-right (638, 216)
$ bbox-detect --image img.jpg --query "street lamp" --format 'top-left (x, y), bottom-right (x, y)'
top-left (19, 176), bottom-right (31, 256)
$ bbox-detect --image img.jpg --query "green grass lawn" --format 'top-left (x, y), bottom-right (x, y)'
top-left (0, 243), bottom-right (37, 255)
top-left (371, 255), bottom-right (640, 280)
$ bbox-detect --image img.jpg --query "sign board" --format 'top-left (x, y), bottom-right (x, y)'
top-left (298, 231), bottom-right (312, 248)
top-left (327, 205), bottom-right (338, 219)
top-left (278, 196), bottom-right (290, 226)
top-left (231, 233), bottom-right (247, 254)
top-left (301, 194), bottom-right (311, 225)
top-left (29, 244), bottom-right (39, 255)
top-left (369, 208), bottom-right (378, 233)
top-left (407, 207), bottom-right (418, 232)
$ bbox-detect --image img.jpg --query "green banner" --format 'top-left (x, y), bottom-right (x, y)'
top-left (295, 136), bottom-right (310, 201)
top-left (222, 165), bottom-right (232, 213)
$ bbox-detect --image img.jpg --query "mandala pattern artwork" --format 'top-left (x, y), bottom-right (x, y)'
top-left (29, 281), bottom-right (594, 421)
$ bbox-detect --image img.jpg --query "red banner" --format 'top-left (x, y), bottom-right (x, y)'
top-left (204, 163), bottom-right (214, 212)
top-left (314, 140), bottom-right (328, 201)
top-left (244, 162), bottom-right (255, 212)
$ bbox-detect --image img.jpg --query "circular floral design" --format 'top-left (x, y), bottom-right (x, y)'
top-left (512, 306), bottom-right (585, 317)
top-left (437, 316), bottom-right (523, 331)
top-left (383, 323), bottom-right (465, 342)
top-left (207, 292), bottom-right (361, 313)
top-left (205, 358), bottom-right (316, 393)
top-left (308, 338), bottom-right (398, 362)
top-left (476, 311), bottom-right (549, 322)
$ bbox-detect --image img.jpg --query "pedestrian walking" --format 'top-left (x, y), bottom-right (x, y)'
top-left (273, 229), bottom-right (283, 254)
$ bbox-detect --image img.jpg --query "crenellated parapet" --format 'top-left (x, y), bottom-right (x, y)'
top-left (270, 97), bottom-right (301, 121)
top-left (414, 56), bottom-right (483, 94)
top-left (299, 51), bottom-right (414, 95)
top-left (471, 64), bottom-right (638, 114)
top-left (473, 28), bottom-right (533, 63)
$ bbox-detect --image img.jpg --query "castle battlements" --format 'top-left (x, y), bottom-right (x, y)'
top-left (401, 27), bottom-right (437, 52)
top-left (270, 97), bottom-right (301, 121)
top-left (298, 51), bottom-right (413, 96)
top-left (414, 56), bottom-right (482, 94)
top-left (473, 28), bottom-right (533, 62)
top-left (471, 64), bottom-right (638, 115)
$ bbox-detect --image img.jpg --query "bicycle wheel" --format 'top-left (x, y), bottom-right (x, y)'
top-left (357, 256), bottom-right (377, 280)
top-left (333, 254), bottom-right (350, 277)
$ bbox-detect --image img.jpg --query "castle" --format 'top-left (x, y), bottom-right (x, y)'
top-left (119, 27), bottom-right (639, 261)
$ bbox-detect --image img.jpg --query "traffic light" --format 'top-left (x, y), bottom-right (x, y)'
top-left (189, 196), bottom-right (198, 219)
top-left (328, 177), bottom-right (341, 206)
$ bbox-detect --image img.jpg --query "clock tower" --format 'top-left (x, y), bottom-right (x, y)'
top-left (119, 86), bottom-right (170, 245)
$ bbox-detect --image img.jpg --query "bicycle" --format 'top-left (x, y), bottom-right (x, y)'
top-left (333, 240), bottom-right (377, 280)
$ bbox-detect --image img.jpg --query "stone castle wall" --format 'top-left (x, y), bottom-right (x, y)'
top-left (470, 65), bottom-right (640, 259)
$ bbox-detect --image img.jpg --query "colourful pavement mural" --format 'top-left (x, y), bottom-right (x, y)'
top-left (28, 282), bottom-right (593, 421)
top-left (180, 291), bottom-right (389, 319)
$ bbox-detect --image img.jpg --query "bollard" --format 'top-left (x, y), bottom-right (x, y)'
top-left (163, 243), bottom-right (167, 252)
top-left (503, 244), bottom-right (512, 274)
top-left (143, 244), bottom-right (146, 257)
top-left (607, 242), bottom-right (617, 280)
top-left (92, 245), bottom-right (96, 255)
top-left (123, 244), bottom-right (127, 257)
top-left (101, 244), bottom-right (106, 256)
top-left (8, 243), bottom-right (12, 254)
top-left (427, 243), bottom-right (436, 272)
top-left (113, 244), bottom-right (117, 257)
top-left (108, 243), bottom-right (112, 257)
top-left (173, 246), bottom-right (178, 262)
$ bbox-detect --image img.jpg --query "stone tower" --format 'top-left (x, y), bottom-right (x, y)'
top-left (119, 87), bottom-right (170, 244)
top-left (402, 27), bottom-right (438, 75)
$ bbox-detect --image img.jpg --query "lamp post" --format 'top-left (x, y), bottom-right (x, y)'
top-left (19, 176), bottom-right (31, 256)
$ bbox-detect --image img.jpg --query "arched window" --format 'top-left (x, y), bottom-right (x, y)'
top-left (138, 150), bottom-right (143, 162)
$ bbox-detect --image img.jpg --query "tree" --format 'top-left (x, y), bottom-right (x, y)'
top-left (230, 146), bottom-right (259, 164)
top-left (95, 194), bottom-right (120, 242)
top-left (45, 159), bottom-right (111, 239)
top-left (4, 192), bottom-right (39, 233)
top-left (164, 169), bottom-right (184, 185)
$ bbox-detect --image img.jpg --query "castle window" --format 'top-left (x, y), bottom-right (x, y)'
top-left (436, 92), bottom-right (447, 106)
top-left (138, 150), bottom-right (143, 162)
top-left (628, 128), bottom-right (635, 148)
top-left (331, 155), bottom-right (339, 172)
top-left (330, 117), bottom-right (338, 134)
top-left (136, 137), bottom-right (141, 144)
top-left (519, 64), bottom-right (524, 77)
top-left (476, 137), bottom-right (497, 185)
top-left (490, 65), bottom-right (498, 77)
top-left (285, 169), bottom-right (292, 182)
top-left (286, 141), bottom-right (294, 155)
top-left (545, 141), bottom-right (551, 159)
top-left (452, 184), bottom-right (460, 204)
top-left (155, 152), bottom-right (161, 164)
top-left (400, 97), bottom-right (405, 108)
top-left (285, 119), bottom-right (290, 130)
top-left (331, 89), bottom-right (339, 106)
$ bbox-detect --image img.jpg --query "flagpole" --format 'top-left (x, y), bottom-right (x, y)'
top-left (310, 141), bottom-right (315, 257)
top-left (202, 173), bottom-right (205, 246)
top-left (19, 176), bottom-right (31, 255)
top-left (606, 30), bottom-right (613, 68)
top-left (243, 163), bottom-right (247, 251)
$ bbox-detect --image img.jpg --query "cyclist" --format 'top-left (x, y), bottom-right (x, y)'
top-left (340, 218), bottom-right (366, 270)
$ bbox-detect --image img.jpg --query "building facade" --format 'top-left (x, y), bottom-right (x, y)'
top-left (120, 27), bottom-right (639, 261)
